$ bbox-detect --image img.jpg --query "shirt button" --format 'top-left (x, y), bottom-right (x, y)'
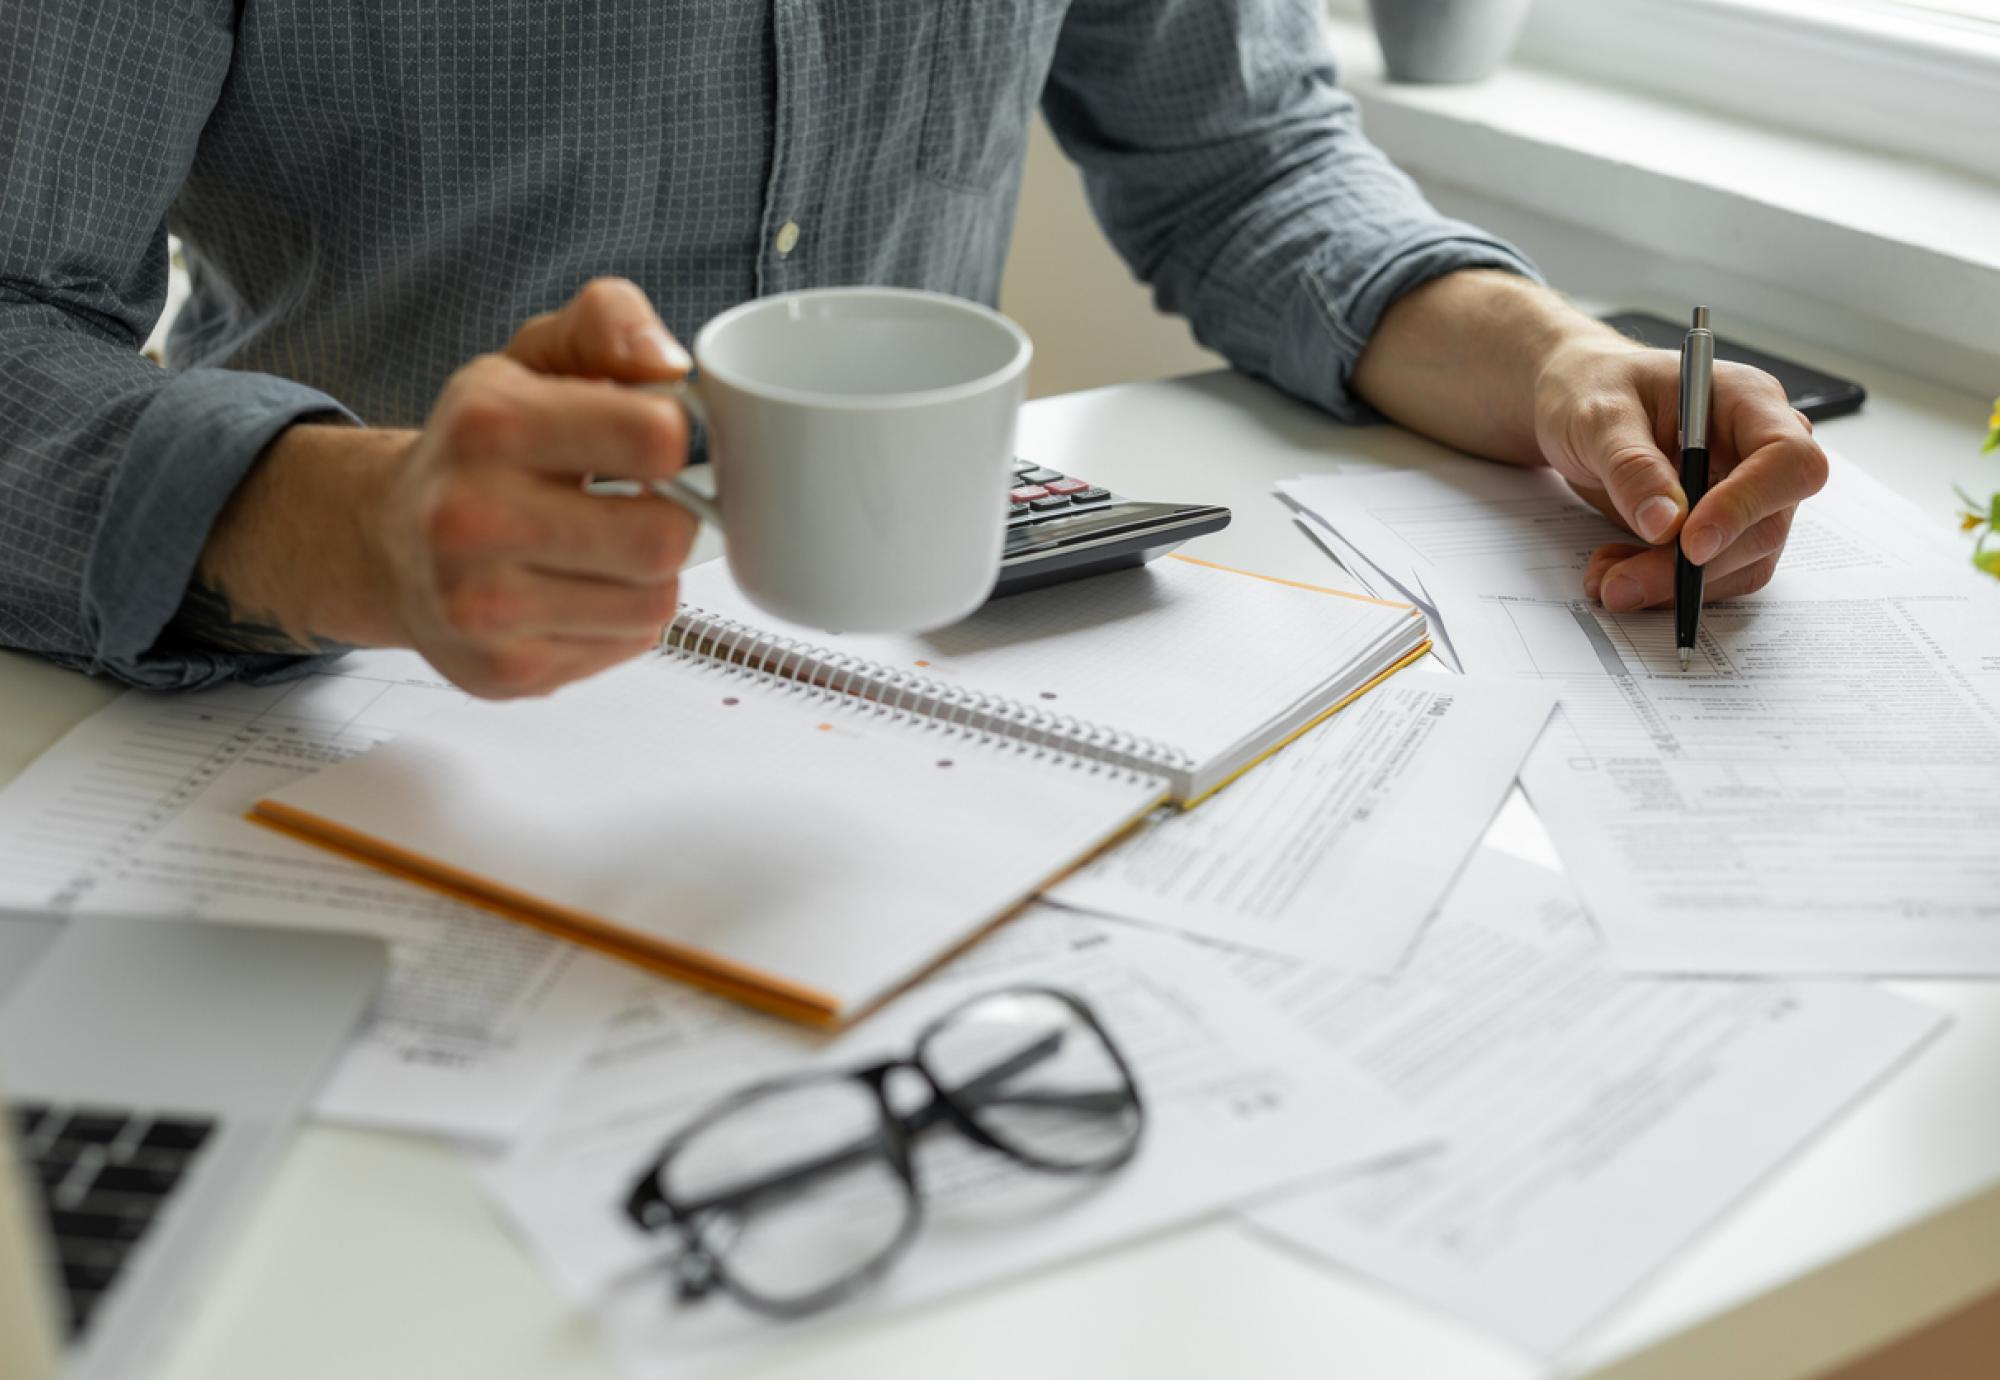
top-left (775, 220), bottom-right (801, 257)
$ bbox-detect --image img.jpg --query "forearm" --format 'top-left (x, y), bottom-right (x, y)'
top-left (1046, 0), bottom-right (1545, 425)
top-left (170, 424), bottom-right (412, 654)
top-left (0, 295), bottom-right (360, 685)
top-left (1352, 266), bottom-right (1827, 613)
top-left (1350, 270), bottom-right (1630, 465)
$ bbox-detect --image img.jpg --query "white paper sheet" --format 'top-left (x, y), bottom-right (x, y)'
top-left (480, 904), bottom-right (1432, 1379)
top-left (1239, 849), bottom-right (1947, 1356)
top-left (1431, 572), bottom-right (2000, 973)
top-left (1276, 482), bottom-right (1452, 608)
top-left (1287, 512), bottom-right (1462, 672)
top-left (1286, 453), bottom-right (2000, 973)
top-left (1277, 449), bottom-right (1947, 614)
top-left (259, 642), bottom-right (1169, 1021)
top-left (1048, 675), bottom-right (1554, 970)
top-left (0, 652), bottom-right (629, 1142)
top-left (675, 553), bottom-right (1427, 799)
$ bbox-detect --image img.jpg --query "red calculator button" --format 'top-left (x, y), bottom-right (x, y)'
top-left (1043, 478), bottom-right (1090, 495)
top-left (1009, 485), bottom-right (1050, 503)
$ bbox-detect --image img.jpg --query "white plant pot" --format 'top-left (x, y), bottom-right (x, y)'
top-left (1368, 0), bottom-right (1536, 84)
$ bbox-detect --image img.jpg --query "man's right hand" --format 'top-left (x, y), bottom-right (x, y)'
top-left (376, 279), bottom-right (700, 696)
top-left (187, 278), bottom-right (701, 699)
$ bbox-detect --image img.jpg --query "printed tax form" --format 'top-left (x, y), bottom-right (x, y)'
top-left (1432, 565), bottom-right (2000, 973)
top-left (0, 652), bottom-right (629, 1141)
top-left (1278, 449), bottom-right (1944, 616)
top-left (1285, 455), bottom-right (2000, 974)
top-left (480, 904), bottom-right (1431, 1380)
top-left (1239, 849), bottom-right (1946, 1356)
top-left (1050, 675), bottom-right (1554, 970)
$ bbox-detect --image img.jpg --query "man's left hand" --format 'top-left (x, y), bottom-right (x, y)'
top-left (1532, 339), bottom-right (1829, 611)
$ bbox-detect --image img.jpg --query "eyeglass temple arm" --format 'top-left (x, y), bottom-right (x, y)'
top-left (674, 1030), bottom-right (1124, 1220)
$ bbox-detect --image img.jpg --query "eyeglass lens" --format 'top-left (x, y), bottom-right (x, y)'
top-left (664, 1075), bottom-right (916, 1311)
top-left (922, 989), bottom-right (1141, 1170)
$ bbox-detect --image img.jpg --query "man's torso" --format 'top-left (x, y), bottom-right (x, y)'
top-left (168, 0), bottom-right (1072, 425)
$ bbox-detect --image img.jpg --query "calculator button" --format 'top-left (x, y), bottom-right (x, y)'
top-left (1011, 459), bottom-right (1036, 473)
top-left (138, 1119), bottom-right (212, 1154)
top-left (1009, 485), bottom-right (1049, 503)
top-left (1018, 468), bottom-right (1064, 484)
top-left (1029, 495), bottom-right (1072, 511)
top-left (1008, 502), bottom-right (1031, 517)
top-left (49, 1204), bottom-right (150, 1243)
top-left (1072, 487), bottom-right (1112, 504)
top-left (55, 1112), bottom-right (128, 1145)
top-left (1043, 478), bottom-right (1090, 495)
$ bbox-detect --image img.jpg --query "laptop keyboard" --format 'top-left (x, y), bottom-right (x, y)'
top-left (10, 1101), bottom-right (217, 1339)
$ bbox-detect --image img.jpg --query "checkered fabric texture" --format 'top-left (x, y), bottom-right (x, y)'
top-left (0, 0), bottom-right (1536, 688)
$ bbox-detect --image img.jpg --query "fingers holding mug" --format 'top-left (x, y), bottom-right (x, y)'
top-left (508, 276), bottom-right (693, 383)
top-left (619, 378), bottom-right (717, 525)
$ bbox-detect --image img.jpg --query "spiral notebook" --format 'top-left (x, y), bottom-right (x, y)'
top-left (253, 555), bottom-right (1428, 1024)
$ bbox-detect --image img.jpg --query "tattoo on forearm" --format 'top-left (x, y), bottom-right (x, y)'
top-left (164, 578), bottom-right (355, 656)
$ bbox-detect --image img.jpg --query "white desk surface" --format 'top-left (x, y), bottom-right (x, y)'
top-left (5, 325), bottom-right (1998, 1380)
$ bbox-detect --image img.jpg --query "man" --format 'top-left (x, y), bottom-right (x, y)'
top-left (0, 1), bottom-right (1823, 699)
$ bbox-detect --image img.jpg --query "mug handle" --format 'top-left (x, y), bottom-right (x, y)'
top-left (637, 378), bottom-right (720, 526)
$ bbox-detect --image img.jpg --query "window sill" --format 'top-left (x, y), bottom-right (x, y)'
top-left (1323, 16), bottom-right (2000, 396)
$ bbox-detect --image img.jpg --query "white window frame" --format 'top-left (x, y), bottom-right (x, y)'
top-left (1327, 0), bottom-right (2000, 183)
top-left (1513, 0), bottom-right (2000, 184)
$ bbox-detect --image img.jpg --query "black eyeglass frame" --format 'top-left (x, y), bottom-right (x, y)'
top-left (622, 984), bottom-right (1146, 1319)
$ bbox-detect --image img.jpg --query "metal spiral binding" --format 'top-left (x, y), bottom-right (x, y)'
top-left (663, 606), bottom-right (1190, 784)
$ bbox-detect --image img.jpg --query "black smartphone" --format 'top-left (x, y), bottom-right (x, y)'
top-left (1599, 310), bottom-right (1867, 421)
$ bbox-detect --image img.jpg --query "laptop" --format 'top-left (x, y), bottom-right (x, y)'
top-left (0, 912), bottom-right (384, 1379)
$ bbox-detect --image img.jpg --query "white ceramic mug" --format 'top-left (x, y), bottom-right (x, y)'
top-left (643, 287), bottom-right (1033, 634)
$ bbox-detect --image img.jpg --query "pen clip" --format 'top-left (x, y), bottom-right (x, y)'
top-left (1678, 336), bottom-right (1691, 453)
top-left (1680, 309), bottom-right (1714, 453)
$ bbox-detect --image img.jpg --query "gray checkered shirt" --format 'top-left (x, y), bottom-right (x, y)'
top-left (0, 0), bottom-right (1535, 688)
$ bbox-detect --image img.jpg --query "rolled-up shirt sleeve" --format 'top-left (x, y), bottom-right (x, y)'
top-left (1041, 0), bottom-right (1543, 423)
top-left (0, 0), bottom-right (352, 690)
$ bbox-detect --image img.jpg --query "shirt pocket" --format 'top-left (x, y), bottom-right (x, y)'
top-left (917, 0), bottom-right (1069, 194)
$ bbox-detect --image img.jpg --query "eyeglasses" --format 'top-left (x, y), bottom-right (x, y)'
top-left (622, 985), bottom-right (1145, 1318)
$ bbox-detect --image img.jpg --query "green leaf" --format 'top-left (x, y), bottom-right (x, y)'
top-left (1990, 492), bottom-right (2000, 528)
top-left (1984, 428), bottom-right (2000, 455)
top-left (1976, 548), bottom-right (2000, 578)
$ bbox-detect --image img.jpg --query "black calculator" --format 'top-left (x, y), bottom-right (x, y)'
top-left (994, 458), bottom-right (1231, 598)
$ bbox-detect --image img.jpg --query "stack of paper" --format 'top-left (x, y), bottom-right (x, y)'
top-left (1048, 673), bottom-right (1555, 971)
top-left (0, 446), bottom-right (1979, 1376)
top-left (1280, 449), bottom-right (1970, 664)
top-left (1238, 848), bottom-right (1944, 1355)
top-left (469, 852), bottom-right (1944, 1372)
top-left (1279, 453), bottom-right (2000, 975)
top-left (0, 652), bottom-right (636, 1142)
top-left (482, 905), bottom-right (1434, 1378)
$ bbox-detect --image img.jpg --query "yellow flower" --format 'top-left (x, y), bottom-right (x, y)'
top-left (1990, 397), bottom-right (2000, 431)
top-left (1965, 511), bottom-right (1986, 531)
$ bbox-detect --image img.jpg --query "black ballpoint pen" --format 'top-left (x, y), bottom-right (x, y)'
top-left (1674, 307), bottom-right (1715, 671)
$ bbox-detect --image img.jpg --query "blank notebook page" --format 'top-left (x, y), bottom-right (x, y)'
top-left (678, 555), bottom-right (1420, 769)
top-left (259, 653), bottom-right (1164, 1016)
